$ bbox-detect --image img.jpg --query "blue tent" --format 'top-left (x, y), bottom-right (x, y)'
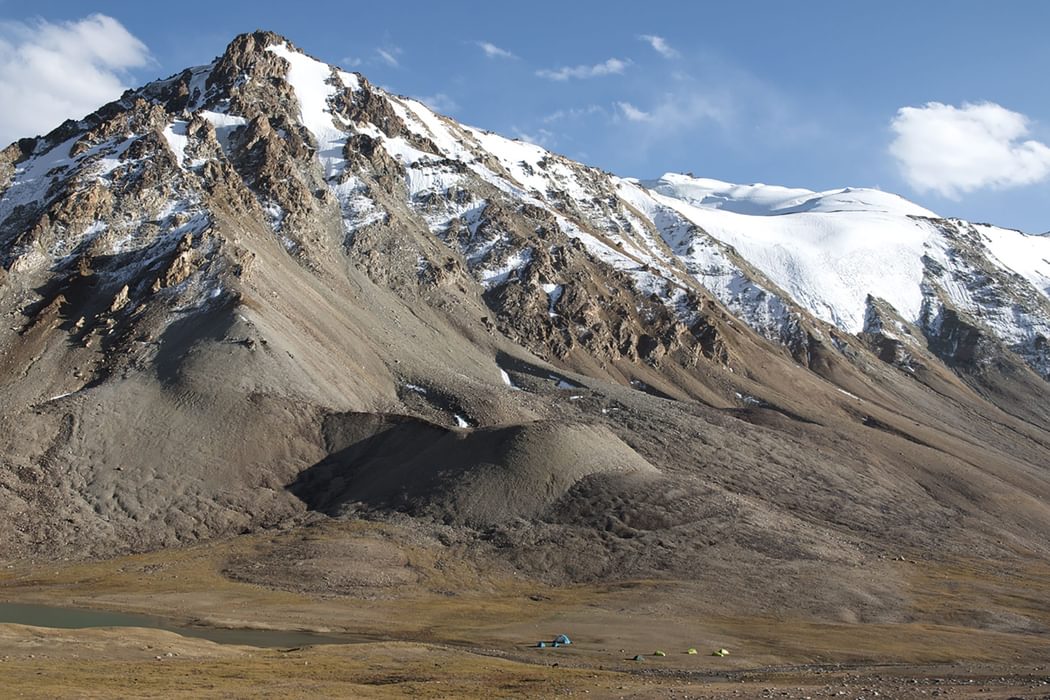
top-left (554, 634), bottom-right (571, 645)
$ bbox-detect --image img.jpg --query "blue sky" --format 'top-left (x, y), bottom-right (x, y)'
top-left (2, 1), bottom-right (1049, 231)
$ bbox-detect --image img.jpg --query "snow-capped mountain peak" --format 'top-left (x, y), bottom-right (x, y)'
top-left (644, 172), bottom-right (939, 218)
top-left (640, 172), bottom-right (1050, 376)
top-left (3, 29), bottom-right (1050, 390)
top-left (4, 30), bottom-right (1050, 575)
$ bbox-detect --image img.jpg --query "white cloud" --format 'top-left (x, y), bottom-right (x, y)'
top-left (617, 102), bottom-right (651, 122)
top-left (889, 101), bottom-right (1050, 199)
top-left (476, 41), bottom-right (514, 59)
top-left (376, 47), bottom-right (401, 67)
top-left (542, 105), bottom-right (605, 123)
top-left (339, 56), bottom-right (363, 68)
top-left (0, 14), bottom-right (150, 145)
top-left (615, 93), bottom-right (729, 131)
top-left (639, 34), bottom-right (679, 59)
top-left (536, 58), bottom-right (629, 81)
top-left (416, 93), bottom-right (458, 114)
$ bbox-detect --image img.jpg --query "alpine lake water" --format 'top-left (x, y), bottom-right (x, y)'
top-left (0, 602), bottom-right (367, 647)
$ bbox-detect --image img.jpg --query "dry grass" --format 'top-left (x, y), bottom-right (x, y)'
top-left (3, 525), bottom-right (1050, 697)
top-left (0, 639), bottom-right (656, 699)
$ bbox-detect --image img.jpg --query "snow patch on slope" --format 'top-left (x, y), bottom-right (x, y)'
top-left (616, 178), bottom-right (800, 342)
top-left (162, 121), bottom-right (189, 168)
top-left (647, 175), bottom-right (932, 333)
top-left (266, 43), bottom-right (346, 179)
top-left (975, 223), bottom-right (1050, 299)
top-left (267, 42), bottom-right (387, 238)
top-left (201, 111), bottom-right (247, 155)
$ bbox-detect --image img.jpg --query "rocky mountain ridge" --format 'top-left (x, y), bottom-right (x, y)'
top-left (1, 31), bottom-right (1049, 597)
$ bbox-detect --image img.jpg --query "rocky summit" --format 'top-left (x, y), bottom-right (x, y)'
top-left (2, 31), bottom-right (1050, 674)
